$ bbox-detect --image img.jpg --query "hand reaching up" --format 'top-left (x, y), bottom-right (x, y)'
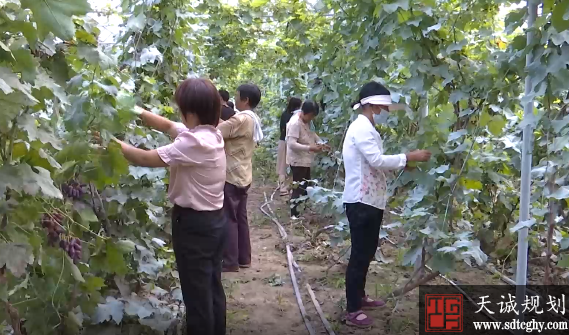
top-left (406, 150), bottom-right (432, 162)
top-left (309, 144), bottom-right (323, 152)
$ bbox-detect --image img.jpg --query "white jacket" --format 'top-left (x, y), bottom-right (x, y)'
top-left (342, 114), bottom-right (406, 210)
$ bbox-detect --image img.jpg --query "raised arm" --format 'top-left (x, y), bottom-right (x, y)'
top-left (287, 122), bottom-right (320, 153)
top-left (134, 106), bottom-right (180, 139)
top-left (353, 130), bottom-right (406, 170)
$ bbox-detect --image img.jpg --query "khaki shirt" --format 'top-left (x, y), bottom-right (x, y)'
top-left (286, 113), bottom-right (320, 167)
top-left (218, 113), bottom-right (256, 187)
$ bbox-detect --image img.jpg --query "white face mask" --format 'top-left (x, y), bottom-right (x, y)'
top-left (372, 110), bottom-right (389, 125)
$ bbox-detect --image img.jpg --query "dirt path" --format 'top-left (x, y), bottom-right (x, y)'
top-left (224, 182), bottom-right (504, 335)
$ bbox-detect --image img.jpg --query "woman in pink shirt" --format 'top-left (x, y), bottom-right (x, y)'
top-left (111, 78), bottom-right (227, 335)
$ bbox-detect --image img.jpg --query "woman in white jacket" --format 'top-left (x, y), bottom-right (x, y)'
top-left (342, 81), bottom-right (431, 328)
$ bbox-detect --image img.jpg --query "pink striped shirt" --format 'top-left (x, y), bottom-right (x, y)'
top-left (157, 123), bottom-right (226, 211)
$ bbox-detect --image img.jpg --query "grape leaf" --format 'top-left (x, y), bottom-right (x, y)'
top-left (65, 253), bottom-right (85, 282)
top-left (0, 243), bottom-right (34, 277)
top-left (123, 295), bottom-right (154, 319)
top-left (447, 129), bottom-right (467, 142)
top-left (74, 202), bottom-right (98, 222)
top-left (11, 48), bottom-right (38, 82)
top-left (126, 13), bottom-right (146, 32)
top-left (549, 186), bottom-right (569, 200)
top-left (116, 239), bottom-right (136, 253)
top-left (428, 252), bottom-right (455, 274)
top-left (77, 46), bottom-right (116, 70)
top-left (138, 313), bottom-right (175, 332)
top-left (552, 0), bottom-right (569, 33)
top-left (488, 115), bottom-right (506, 136)
top-left (20, 0), bottom-right (92, 40)
top-left (93, 296), bottom-right (124, 324)
top-left (558, 254), bottom-right (569, 268)
top-left (510, 218), bottom-right (537, 233)
top-left (0, 163), bottom-right (63, 199)
top-left (18, 114), bottom-right (62, 149)
top-left (402, 246), bottom-right (422, 266)
top-left (106, 243), bottom-right (129, 275)
top-left (0, 90), bottom-right (38, 132)
top-left (251, 0), bottom-right (269, 8)
top-left (83, 276), bottom-right (106, 293)
top-left (383, 0), bottom-right (410, 13)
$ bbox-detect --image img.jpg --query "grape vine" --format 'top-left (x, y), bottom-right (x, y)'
top-left (1, 0), bottom-right (569, 334)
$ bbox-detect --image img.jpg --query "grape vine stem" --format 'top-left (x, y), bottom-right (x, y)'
top-left (51, 252), bottom-right (65, 328)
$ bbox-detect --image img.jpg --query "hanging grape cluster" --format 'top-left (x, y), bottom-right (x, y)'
top-left (41, 212), bottom-right (65, 246)
top-left (60, 238), bottom-right (82, 262)
top-left (62, 180), bottom-right (86, 200)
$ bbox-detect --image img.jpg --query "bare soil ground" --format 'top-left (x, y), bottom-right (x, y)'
top-left (223, 182), bottom-right (507, 335)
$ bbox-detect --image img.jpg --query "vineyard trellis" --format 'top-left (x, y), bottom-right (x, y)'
top-left (2, 0), bottom-right (569, 334)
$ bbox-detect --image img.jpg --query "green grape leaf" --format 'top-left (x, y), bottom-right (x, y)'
top-left (251, 0), bottom-right (269, 8)
top-left (83, 276), bottom-right (106, 293)
top-left (402, 246), bottom-right (422, 266)
top-left (18, 114), bottom-right (62, 149)
top-left (77, 46), bottom-right (116, 70)
top-left (488, 115), bottom-right (506, 136)
top-left (383, 0), bottom-right (410, 13)
top-left (504, 8), bottom-right (526, 34)
top-left (11, 48), bottom-right (38, 83)
top-left (93, 296), bottom-right (124, 324)
top-left (558, 254), bottom-right (569, 268)
top-left (510, 218), bottom-right (537, 233)
top-left (74, 202), bottom-right (98, 222)
top-left (0, 90), bottom-right (38, 132)
top-left (0, 242), bottom-right (34, 277)
top-left (116, 239), bottom-right (136, 253)
top-left (33, 69), bottom-right (69, 105)
top-left (549, 186), bottom-right (569, 200)
top-left (139, 313), bottom-right (175, 332)
top-left (123, 295), bottom-right (154, 319)
top-left (65, 95), bottom-right (90, 128)
top-left (65, 253), bottom-right (85, 282)
top-left (560, 238), bottom-right (569, 250)
top-left (20, 0), bottom-right (92, 40)
top-left (552, 0), bottom-right (569, 33)
top-left (106, 243), bottom-right (129, 275)
top-left (126, 13), bottom-right (146, 32)
top-left (479, 110), bottom-right (492, 127)
top-left (0, 164), bottom-right (63, 199)
top-left (428, 252), bottom-right (455, 274)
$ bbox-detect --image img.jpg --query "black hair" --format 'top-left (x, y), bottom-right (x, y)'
top-left (351, 81), bottom-right (391, 108)
top-left (237, 83), bottom-right (261, 109)
top-left (219, 89), bottom-right (229, 102)
top-left (227, 101), bottom-right (234, 109)
top-left (286, 97), bottom-right (302, 114)
top-left (175, 78), bottom-right (221, 127)
top-left (301, 100), bottom-right (319, 116)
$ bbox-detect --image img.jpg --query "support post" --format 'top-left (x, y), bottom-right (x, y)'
top-left (420, 94), bottom-right (429, 118)
top-left (515, 1), bottom-right (539, 333)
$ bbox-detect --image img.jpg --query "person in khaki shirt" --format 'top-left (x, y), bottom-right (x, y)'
top-left (286, 100), bottom-right (329, 218)
top-left (217, 83), bottom-right (263, 272)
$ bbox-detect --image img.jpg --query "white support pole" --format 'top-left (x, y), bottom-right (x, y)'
top-left (420, 94), bottom-right (429, 118)
top-left (515, 0), bottom-right (539, 331)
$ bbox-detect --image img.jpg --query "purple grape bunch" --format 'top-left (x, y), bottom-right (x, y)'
top-left (59, 237), bottom-right (82, 262)
top-left (41, 212), bottom-right (65, 246)
top-left (62, 180), bottom-right (86, 200)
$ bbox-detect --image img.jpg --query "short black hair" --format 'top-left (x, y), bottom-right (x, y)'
top-left (352, 81), bottom-right (391, 108)
top-left (301, 100), bottom-right (319, 116)
top-left (286, 97), bottom-right (302, 114)
top-left (237, 83), bottom-right (261, 109)
top-left (175, 78), bottom-right (221, 127)
top-left (219, 89), bottom-right (229, 102)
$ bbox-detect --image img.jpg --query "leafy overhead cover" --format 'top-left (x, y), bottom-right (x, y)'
top-left (21, 0), bottom-right (91, 40)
